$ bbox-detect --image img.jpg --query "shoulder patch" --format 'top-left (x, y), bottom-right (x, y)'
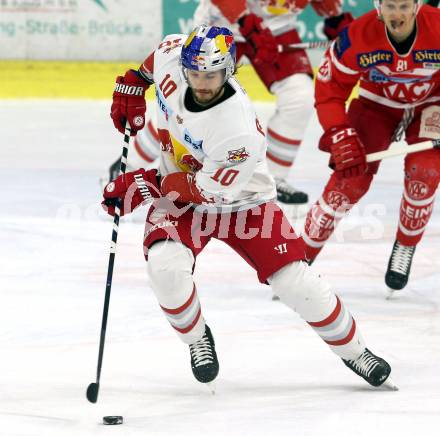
top-left (335, 27), bottom-right (351, 59)
top-left (227, 147), bottom-right (249, 164)
top-left (158, 37), bottom-right (183, 54)
top-left (317, 55), bottom-right (331, 83)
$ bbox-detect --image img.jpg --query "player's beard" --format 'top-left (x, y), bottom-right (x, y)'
top-left (191, 86), bottom-right (225, 106)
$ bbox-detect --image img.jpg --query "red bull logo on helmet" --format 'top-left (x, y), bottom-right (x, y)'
top-left (191, 55), bottom-right (206, 66)
top-left (215, 34), bottom-right (234, 54)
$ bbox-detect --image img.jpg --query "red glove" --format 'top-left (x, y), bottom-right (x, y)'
top-left (323, 12), bottom-right (354, 40)
top-left (102, 168), bottom-right (161, 216)
top-left (161, 172), bottom-right (214, 204)
top-left (311, 0), bottom-right (343, 17)
top-left (238, 13), bottom-right (278, 65)
top-left (111, 69), bottom-right (149, 136)
top-left (320, 125), bottom-right (367, 178)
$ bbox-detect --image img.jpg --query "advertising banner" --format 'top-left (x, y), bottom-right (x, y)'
top-left (162, 0), bottom-right (373, 41)
top-left (0, 0), bottom-right (162, 60)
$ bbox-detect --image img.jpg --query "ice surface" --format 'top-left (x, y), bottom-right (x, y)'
top-left (1, 100), bottom-right (439, 436)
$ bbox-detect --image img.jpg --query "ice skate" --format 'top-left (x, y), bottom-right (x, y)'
top-left (343, 348), bottom-right (397, 390)
top-left (274, 178), bottom-right (309, 219)
top-left (385, 240), bottom-right (416, 299)
top-left (275, 178), bottom-right (308, 205)
top-left (189, 325), bottom-right (219, 386)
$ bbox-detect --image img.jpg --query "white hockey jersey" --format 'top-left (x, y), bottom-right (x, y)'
top-left (146, 34), bottom-right (276, 212)
top-left (194, 0), bottom-right (298, 41)
top-left (193, 0), bottom-right (343, 41)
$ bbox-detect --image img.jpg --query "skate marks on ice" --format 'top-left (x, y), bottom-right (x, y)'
top-left (1, 100), bottom-right (439, 435)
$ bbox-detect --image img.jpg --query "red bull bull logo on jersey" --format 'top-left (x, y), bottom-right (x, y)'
top-left (227, 147), bottom-right (250, 164)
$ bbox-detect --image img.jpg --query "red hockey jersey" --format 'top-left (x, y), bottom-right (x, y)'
top-left (315, 5), bottom-right (440, 131)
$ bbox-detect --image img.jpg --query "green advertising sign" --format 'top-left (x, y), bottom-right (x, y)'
top-left (162, 0), bottom-right (372, 40)
top-left (163, 0), bottom-right (201, 36)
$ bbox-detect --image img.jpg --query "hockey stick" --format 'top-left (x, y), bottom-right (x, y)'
top-left (278, 41), bottom-right (331, 52)
top-left (366, 138), bottom-right (440, 163)
top-left (86, 122), bottom-right (131, 404)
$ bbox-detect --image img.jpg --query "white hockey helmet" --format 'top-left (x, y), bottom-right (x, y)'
top-left (180, 25), bottom-right (236, 84)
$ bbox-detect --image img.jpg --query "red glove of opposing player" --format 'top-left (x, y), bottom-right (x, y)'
top-left (320, 125), bottom-right (367, 178)
top-left (111, 70), bottom-right (149, 136)
top-left (238, 13), bottom-right (278, 65)
top-left (102, 168), bottom-right (161, 216)
top-left (323, 12), bottom-right (354, 40)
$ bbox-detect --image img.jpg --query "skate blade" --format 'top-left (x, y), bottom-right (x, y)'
top-left (385, 288), bottom-right (395, 300)
top-left (205, 381), bottom-right (216, 395)
top-left (385, 287), bottom-right (402, 300)
top-left (382, 376), bottom-right (399, 391)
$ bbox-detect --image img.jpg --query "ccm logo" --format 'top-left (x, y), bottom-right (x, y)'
top-left (331, 128), bottom-right (356, 144)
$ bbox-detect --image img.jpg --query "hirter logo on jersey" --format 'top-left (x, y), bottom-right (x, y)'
top-left (413, 50), bottom-right (440, 64)
top-left (227, 147), bottom-right (249, 164)
top-left (357, 51), bottom-right (393, 69)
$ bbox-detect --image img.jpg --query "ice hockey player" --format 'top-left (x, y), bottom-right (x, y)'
top-left (191, 0), bottom-right (353, 208)
top-left (106, 0), bottom-right (353, 210)
top-left (302, 0), bottom-right (440, 294)
top-left (103, 25), bottom-right (395, 390)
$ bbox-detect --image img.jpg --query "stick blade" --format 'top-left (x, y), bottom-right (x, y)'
top-left (86, 382), bottom-right (99, 403)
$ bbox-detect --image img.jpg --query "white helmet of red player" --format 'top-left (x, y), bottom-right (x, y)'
top-left (374, 0), bottom-right (420, 15)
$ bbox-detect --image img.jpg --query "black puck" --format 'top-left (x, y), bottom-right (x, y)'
top-left (103, 416), bottom-right (123, 425)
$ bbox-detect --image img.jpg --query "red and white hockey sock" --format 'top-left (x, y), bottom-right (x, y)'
top-left (302, 173), bottom-right (372, 262)
top-left (269, 262), bottom-right (365, 360)
top-left (397, 180), bottom-right (437, 246)
top-left (266, 127), bottom-right (301, 179)
top-left (303, 195), bottom-right (348, 261)
top-left (147, 241), bottom-right (205, 344)
top-left (160, 284), bottom-right (205, 342)
top-left (307, 295), bottom-right (365, 360)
